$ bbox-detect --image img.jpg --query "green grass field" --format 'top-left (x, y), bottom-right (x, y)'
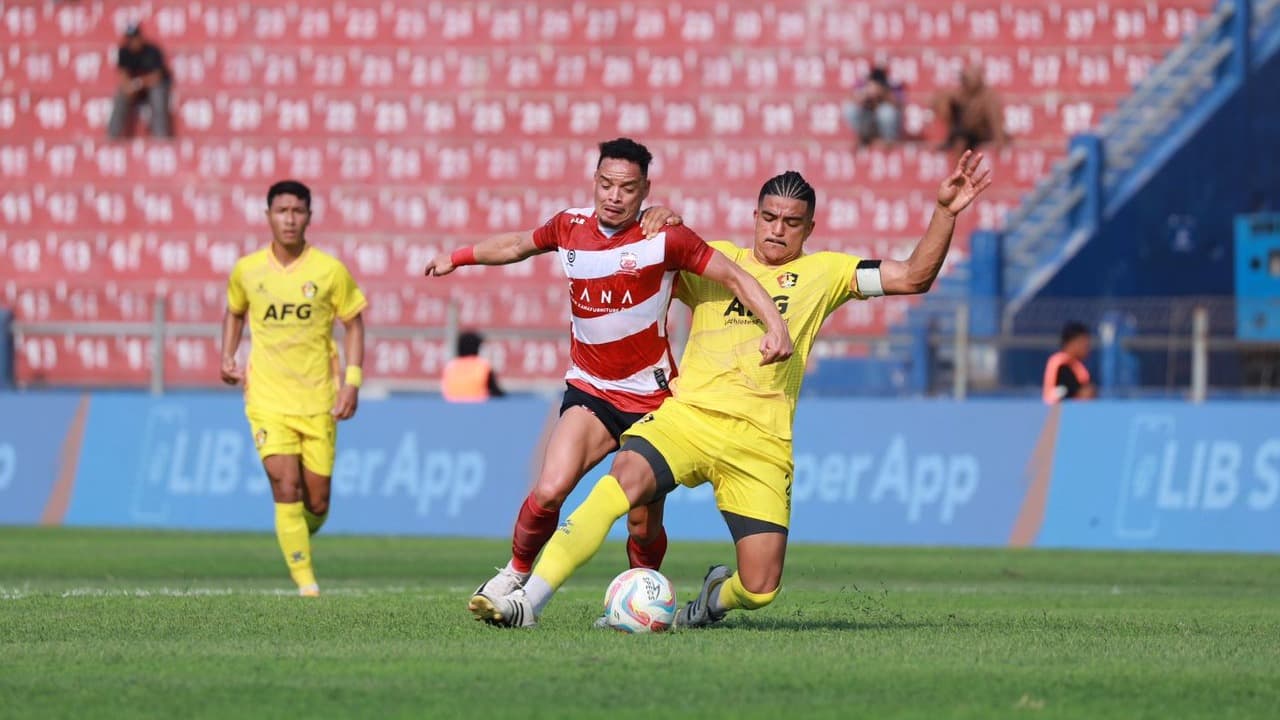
top-left (2, 528), bottom-right (1278, 719)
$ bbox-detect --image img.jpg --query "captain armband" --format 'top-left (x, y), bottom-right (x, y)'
top-left (855, 259), bottom-right (885, 297)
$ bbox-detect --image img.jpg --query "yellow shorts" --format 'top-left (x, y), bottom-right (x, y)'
top-left (622, 398), bottom-right (793, 529)
top-left (245, 408), bottom-right (337, 476)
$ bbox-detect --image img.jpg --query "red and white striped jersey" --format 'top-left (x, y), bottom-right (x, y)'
top-left (533, 207), bottom-right (715, 413)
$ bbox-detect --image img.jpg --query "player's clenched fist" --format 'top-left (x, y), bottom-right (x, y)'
top-left (424, 253), bottom-right (455, 277)
top-left (758, 327), bottom-right (794, 366)
top-left (220, 356), bottom-right (243, 385)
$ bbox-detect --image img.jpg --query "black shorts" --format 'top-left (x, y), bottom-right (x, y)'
top-left (559, 384), bottom-right (648, 444)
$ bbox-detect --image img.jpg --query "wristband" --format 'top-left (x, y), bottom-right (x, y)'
top-left (345, 366), bottom-right (363, 388)
top-left (450, 247), bottom-right (477, 267)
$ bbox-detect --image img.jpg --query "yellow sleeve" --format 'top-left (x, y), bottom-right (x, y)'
top-left (829, 252), bottom-right (863, 311)
top-left (677, 240), bottom-right (737, 307)
top-left (226, 260), bottom-right (248, 314)
top-left (675, 271), bottom-right (700, 307)
top-left (331, 260), bottom-right (368, 321)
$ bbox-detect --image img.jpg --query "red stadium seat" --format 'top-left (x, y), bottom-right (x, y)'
top-left (3, 0), bottom-right (1215, 386)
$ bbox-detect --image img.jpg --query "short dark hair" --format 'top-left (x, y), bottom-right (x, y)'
top-left (1061, 321), bottom-right (1090, 347)
top-left (597, 138), bottom-right (652, 177)
top-left (457, 331), bottom-right (483, 357)
top-left (267, 180), bottom-right (311, 209)
top-left (758, 171), bottom-right (817, 218)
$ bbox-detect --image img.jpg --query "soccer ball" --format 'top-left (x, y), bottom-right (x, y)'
top-left (601, 568), bottom-right (677, 633)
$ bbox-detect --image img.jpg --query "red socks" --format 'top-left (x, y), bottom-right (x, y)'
top-left (626, 527), bottom-right (668, 570)
top-left (510, 494), bottom-right (560, 574)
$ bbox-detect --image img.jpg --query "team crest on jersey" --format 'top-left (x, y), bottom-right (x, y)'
top-left (776, 271), bottom-right (798, 289)
top-left (254, 428), bottom-right (268, 447)
top-left (566, 249), bottom-right (576, 265)
top-left (618, 251), bottom-right (639, 275)
top-left (301, 281), bottom-right (317, 299)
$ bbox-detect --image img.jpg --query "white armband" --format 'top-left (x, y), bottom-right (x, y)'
top-left (855, 259), bottom-right (885, 297)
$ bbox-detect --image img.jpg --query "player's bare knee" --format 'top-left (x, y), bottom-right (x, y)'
top-left (610, 451), bottom-right (658, 505)
top-left (305, 496), bottom-right (330, 516)
top-left (626, 517), bottom-right (659, 543)
top-left (530, 477), bottom-right (571, 510)
top-left (740, 574), bottom-right (781, 598)
top-left (266, 473), bottom-right (303, 502)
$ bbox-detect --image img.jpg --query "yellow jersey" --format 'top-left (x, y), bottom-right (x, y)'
top-left (226, 245), bottom-right (368, 415)
top-left (673, 241), bottom-right (863, 440)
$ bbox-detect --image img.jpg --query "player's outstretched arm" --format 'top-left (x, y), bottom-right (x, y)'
top-left (876, 150), bottom-right (993, 296)
top-left (701, 251), bottom-right (795, 365)
top-left (424, 230), bottom-right (543, 277)
top-left (219, 308), bottom-right (246, 385)
top-left (333, 312), bottom-right (365, 420)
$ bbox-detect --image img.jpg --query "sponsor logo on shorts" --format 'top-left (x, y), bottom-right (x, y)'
top-left (777, 271), bottom-right (798, 289)
top-left (301, 281), bottom-right (317, 299)
top-left (254, 428), bottom-right (268, 447)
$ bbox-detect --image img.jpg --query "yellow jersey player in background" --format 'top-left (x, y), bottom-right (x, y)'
top-left (471, 151), bottom-right (992, 628)
top-left (219, 180), bottom-right (368, 597)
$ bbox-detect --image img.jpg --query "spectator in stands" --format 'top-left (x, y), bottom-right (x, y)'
top-left (934, 64), bottom-right (1007, 153)
top-left (844, 66), bottom-right (903, 147)
top-left (107, 22), bottom-right (172, 139)
top-left (442, 331), bottom-right (505, 402)
top-left (1043, 322), bottom-right (1096, 403)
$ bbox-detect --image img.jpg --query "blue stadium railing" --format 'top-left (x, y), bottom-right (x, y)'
top-left (863, 0), bottom-right (1280, 395)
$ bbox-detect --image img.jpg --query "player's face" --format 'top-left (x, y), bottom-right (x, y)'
top-left (266, 194), bottom-right (311, 248)
top-left (752, 195), bottom-right (815, 265)
top-left (594, 158), bottom-right (649, 229)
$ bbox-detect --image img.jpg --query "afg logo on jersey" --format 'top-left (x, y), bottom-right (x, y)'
top-left (618, 251), bottom-right (639, 275)
top-left (263, 303), bottom-right (312, 320)
top-left (777, 272), bottom-right (798, 289)
top-left (254, 428), bottom-right (268, 448)
top-left (301, 281), bottom-right (317, 299)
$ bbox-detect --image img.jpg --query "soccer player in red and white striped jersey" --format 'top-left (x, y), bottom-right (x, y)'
top-left (425, 138), bottom-right (792, 611)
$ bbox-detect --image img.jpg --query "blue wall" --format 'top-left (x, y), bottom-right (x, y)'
top-left (2, 391), bottom-right (1276, 552)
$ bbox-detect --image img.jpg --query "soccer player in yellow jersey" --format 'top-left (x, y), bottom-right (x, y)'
top-left (471, 151), bottom-right (992, 628)
top-left (219, 180), bottom-right (368, 597)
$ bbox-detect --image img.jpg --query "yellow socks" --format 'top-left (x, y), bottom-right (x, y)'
top-left (714, 571), bottom-right (779, 612)
top-left (531, 475), bottom-right (631, 592)
top-left (274, 502), bottom-right (317, 591)
top-left (302, 507), bottom-right (328, 536)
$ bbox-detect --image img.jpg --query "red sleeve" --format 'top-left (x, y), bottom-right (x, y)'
top-left (663, 226), bottom-right (714, 274)
top-left (531, 210), bottom-right (572, 251)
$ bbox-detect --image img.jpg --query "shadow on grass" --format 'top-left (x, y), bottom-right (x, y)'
top-left (716, 615), bottom-right (950, 632)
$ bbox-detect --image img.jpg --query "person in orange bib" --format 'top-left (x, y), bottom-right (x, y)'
top-left (1043, 322), bottom-right (1096, 404)
top-left (442, 331), bottom-right (505, 402)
